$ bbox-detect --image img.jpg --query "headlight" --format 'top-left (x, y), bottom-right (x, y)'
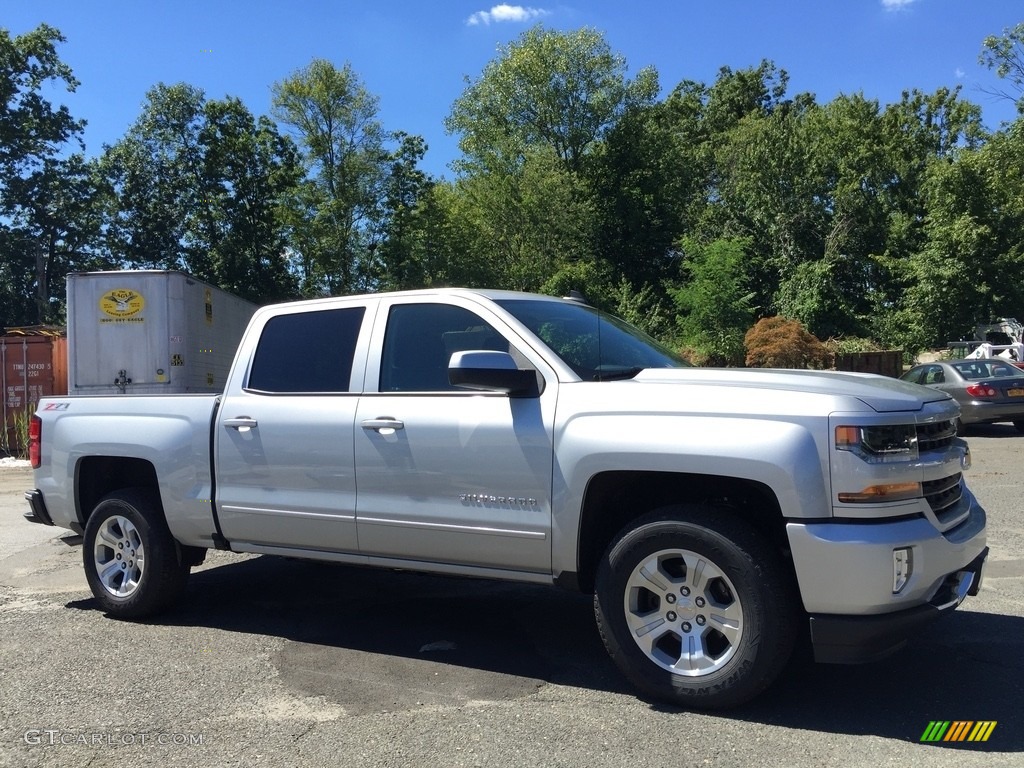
top-left (835, 424), bottom-right (919, 463)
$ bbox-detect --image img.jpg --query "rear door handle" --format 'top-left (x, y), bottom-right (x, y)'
top-left (361, 418), bottom-right (405, 433)
top-left (224, 417), bottom-right (258, 430)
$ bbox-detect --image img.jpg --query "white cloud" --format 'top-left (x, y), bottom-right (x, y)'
top-left (881, 0), bottom-right (916, 11)
top-left (955, 67), bottom-right (965, 79)
top-left (467, 4), bottom-right (551, 26)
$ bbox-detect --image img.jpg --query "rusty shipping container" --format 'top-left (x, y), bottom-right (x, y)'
top-left (1, 328), bottom-right (68, 455)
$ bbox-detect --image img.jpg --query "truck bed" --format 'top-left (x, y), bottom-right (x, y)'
top-left (31, 394), bottom-right (220, 546)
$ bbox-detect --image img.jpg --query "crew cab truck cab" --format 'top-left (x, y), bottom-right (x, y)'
top-left (25, 289), bottom-right (988, 708)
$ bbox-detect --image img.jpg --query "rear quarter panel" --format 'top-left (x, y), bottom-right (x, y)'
top-left (34, 395), bottom-right (218, 545)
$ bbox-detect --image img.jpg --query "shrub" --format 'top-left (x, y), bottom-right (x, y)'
top-left (823, 336), bottom-right (885, 355)
top-left (745, 317), bottom-right (832, 369)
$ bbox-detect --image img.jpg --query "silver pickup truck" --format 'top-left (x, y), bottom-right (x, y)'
top-left (25, 288), bottom-right (988, 708)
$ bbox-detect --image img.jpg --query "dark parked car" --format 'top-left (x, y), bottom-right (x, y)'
top-left (901, 359), bottom-right (1024, 432)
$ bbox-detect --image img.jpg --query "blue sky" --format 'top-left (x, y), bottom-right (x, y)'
top-left (6, 1), bottom-right (1023, 179)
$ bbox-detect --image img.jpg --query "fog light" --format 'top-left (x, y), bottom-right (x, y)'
top-left (893, 548), bottom-right (913, 594)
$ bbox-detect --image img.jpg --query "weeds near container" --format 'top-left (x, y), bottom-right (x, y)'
top-left (0, 417), bottom-right (10, 457)
top-left (8, 406), bottom-right (34, 459)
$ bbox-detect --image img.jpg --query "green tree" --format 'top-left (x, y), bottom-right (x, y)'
top-left (198, 98), bottom-right (302, 302)
top-left (867, 87), bottom-right (985, 346)
top-left (447, 26), bottom-right (657, 175)
top-left (100, 83), bottom-right (207, 272)
top-left (587, 97), bottom-right (694, 290)
top-left (980, 22), bottom-right (1024, 113)
top-left (443, 146), bottom-right (598, 292)
top-left (892, 118), bottom-right (1024, 351)
top-left (0, 24), bottom-right (102, 326)
top-left (368, 133), bottom-right (434, 290)
top-left (101, 84), bottom-right (302, 302)
top-left (444, 26), bottom-right (652, 295)
top-left (272, 59), bottom-right (402, 295)
top-left (673, 237), bottom-right (756, 365)
top-left (3, 154), bottom-right (109, 325)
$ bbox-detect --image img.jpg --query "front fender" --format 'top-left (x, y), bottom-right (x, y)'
top-left (551, 413), bottom-right (828, 574)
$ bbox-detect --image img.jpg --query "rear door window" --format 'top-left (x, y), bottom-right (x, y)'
top-left (247, 307), bottom-right (365, 393)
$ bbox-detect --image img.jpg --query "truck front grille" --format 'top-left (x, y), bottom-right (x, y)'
top-left (923, 472), bottom-right (966, 529)
top-left (918, 420), bottom-right (957, 452)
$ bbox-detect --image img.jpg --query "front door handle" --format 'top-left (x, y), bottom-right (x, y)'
top-left (361, 418), bottom-right (405, 434)
top-left (224, 417), bottom-right (258, 431)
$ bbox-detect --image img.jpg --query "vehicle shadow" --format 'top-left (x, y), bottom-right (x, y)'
top-left (68, 554), bottom-right (1023, 750)
top-left (723, 609), bottom-right (1024, 753)
top-left (963, 423), bottom-right (1022, 439)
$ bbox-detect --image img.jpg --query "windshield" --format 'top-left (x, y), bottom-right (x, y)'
top-left (497, 299), bottom-right (689, 380)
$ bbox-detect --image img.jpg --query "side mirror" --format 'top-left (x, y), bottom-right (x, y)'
top-left (448, 351), bottom-right (542, 397)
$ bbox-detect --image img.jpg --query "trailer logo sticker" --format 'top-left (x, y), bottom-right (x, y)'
top-left (100, 290), bottom-right (145, 322)
top-left (920, 721), bottom-right (997, 743)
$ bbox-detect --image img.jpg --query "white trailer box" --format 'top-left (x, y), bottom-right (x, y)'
top-left (67, 271), bottom-right (258, 395)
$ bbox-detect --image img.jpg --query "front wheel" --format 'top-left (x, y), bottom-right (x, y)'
top-left (83, 489), bottom-right (190, 618)
top-left (594, 505), bottom-right (797, 709)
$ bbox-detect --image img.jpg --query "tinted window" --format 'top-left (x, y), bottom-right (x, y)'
top-left (380, 304), bottom-right (510, 392)
top-left (497, 299), bottom-right (687, 380)
top-left (248, 307), bottom-right (365, 393)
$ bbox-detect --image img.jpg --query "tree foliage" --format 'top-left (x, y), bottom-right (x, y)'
top-left (744, 317), bottom-right (831, 369)
top-left (100, 84), bottom-right (301, 303)
top-left (0, 24), bottom-right (105, 327)
top-left (447, 26), bottom-right (657, 174)
top-left (980, 22), bottom-right (1024, 112)
top-left (273, 59), bottom-right (394, 295)
top-left (673, 237), bottom-right (755, 365)
top-left (6, 20), bottom-right (1024, 367)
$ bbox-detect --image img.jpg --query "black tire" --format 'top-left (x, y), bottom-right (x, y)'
top-left (1013, 420), bottom-right (1024, 434)
top-left (82, 488), bottom-right (190, 618)
top-left (594, 505), bottom-right (798, 709)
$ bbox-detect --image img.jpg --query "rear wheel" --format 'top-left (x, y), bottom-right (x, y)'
top-left (594, 505), bottom-right (797, 709)
top-left (83, 489), bottom-right (190, 618)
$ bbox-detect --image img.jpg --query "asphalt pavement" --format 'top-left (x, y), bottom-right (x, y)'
top-left (1, 428), bottom-right (1022, 768)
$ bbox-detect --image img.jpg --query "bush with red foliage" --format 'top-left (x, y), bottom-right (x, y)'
top-left (744, 317), bottom-right (832, 369)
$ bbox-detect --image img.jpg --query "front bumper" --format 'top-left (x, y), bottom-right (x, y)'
top-left (787, 489), bottom-right (988, 663)
top-left (809, 547), bottom-right (987, 663)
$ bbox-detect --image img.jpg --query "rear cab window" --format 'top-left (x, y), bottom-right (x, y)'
top-left (247, 307), bottom-right (366, 393)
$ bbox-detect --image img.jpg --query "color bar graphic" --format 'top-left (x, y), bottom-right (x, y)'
top-left (920, 721), bottom-right (996, 743)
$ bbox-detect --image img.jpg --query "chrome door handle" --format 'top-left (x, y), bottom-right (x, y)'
top-left (361, 418), bottom-right (405, 433)
top-left (224, 417), bottom-right (258, 430)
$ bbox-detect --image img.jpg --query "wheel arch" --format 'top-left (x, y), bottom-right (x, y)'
top-left (75, 456), bottom-right (161, 526)
top-left (573, 471), bottom-right (790, 594)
